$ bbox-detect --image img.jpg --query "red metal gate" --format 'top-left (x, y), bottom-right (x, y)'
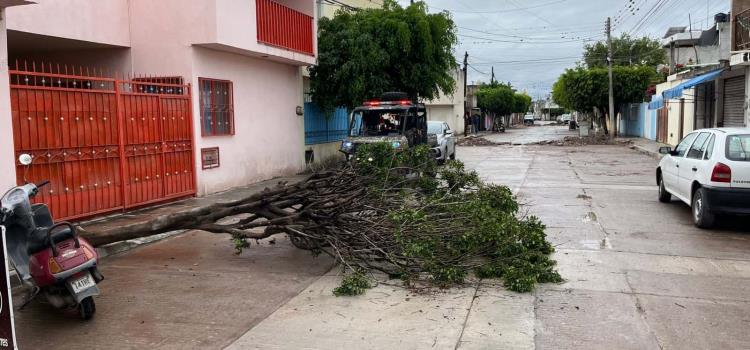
top-left (9, 63), bottom-right (196, 221)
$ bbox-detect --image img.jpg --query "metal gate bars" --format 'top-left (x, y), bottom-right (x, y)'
top-left (9, 62), bottom-right (196, 221)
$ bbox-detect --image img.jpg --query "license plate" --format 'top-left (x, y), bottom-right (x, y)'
top-left (69, 273), bottom-right (95, 294)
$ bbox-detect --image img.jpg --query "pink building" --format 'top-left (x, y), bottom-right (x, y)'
top-left (0, 0), bottom-right (316, 220)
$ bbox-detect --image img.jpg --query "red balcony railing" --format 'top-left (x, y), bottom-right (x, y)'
top-left (256, 0), bottom-right (314, 56)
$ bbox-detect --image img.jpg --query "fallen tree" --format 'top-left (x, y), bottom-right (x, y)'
top-left (79, 144), bottom-right (561, 293)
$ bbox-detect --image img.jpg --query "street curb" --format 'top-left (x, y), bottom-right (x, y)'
top-left (95, 230), bottom-right (187, 259)
top-left (629, 144), bottom-right (663, 160)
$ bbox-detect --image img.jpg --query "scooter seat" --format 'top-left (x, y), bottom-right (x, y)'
top-left (26, 227), bottom-right (75, 255)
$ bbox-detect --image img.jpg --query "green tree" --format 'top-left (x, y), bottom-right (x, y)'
top-left (583, 34), bottom-right (666, 69)
top-left (309, 0), bottom-right (458, 112)
top-left (476, 83), bottom-right (515, 117)
top-left (552, 66), bottom-right (657, 131)
top-left (513, 93), bottom-right (532, 114)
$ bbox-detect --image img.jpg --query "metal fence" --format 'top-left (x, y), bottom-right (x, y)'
top-left (9, 61), bottom-right (196, 221)
top-left (303, 99), bottom-right (349, 145)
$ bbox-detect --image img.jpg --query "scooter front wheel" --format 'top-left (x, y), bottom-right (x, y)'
top-left (79, 296), bottom-right (96, 320)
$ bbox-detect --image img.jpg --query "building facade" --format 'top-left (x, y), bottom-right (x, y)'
top-left (0, 0), bottom-right (316, 220)
top-left (424, 67), bottom-right (465, 134)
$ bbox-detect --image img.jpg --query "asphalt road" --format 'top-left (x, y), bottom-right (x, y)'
top-left (11, 124), bottom-right (750, 349)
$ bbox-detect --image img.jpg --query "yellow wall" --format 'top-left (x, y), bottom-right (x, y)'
top-left (656, 79), bottom-right (695, 146)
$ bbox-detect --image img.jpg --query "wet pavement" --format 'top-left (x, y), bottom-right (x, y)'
top-left (229, 125), bottom-right (750, 350)
top-left (11, 125), bottom-right (750, 349)
top-left (12, 232), bottom-right (334, 349)
top-left (460, 126), bottom-right (750, 349)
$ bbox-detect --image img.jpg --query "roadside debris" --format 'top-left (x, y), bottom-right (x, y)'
top-left (531, 135), bottom-right (634, 146)
top-left (456, 136), bottom-right (508, 147)
top-left (79, 143), bottom-right (562, 294)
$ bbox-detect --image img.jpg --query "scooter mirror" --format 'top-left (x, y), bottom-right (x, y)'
top-left (18, 154), bottom-right (33, 166)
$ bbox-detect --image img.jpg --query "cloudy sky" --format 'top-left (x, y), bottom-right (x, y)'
top-left (392, 0), bottom-right (731, 100)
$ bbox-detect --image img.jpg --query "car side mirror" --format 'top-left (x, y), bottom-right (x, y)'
top-left (658, 146), bottom-right (672, 155)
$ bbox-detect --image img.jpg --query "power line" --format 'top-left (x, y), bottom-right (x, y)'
top-left (467, 64), bottom-right (489, 76)
top-left (428, 0), bottom-right (572, 14)
top-left (458, 33), bottom-right (603, 45)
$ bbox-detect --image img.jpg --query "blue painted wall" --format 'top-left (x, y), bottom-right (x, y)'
top-left (304, 102), bottom-right (349, 145)
top-left (619, 103), bottom-right (649, 138)
top-left (648, 109), bottom-right (657, 140)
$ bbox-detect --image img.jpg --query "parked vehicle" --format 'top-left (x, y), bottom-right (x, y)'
top-left (427, 121), bottom-right (456, 163)
top-left (559, 114), bottom-right (572, 124)
top-left (523, 114), bottom-right (535, 125)
top-left (656, 129), bottom-right (750, 228)
top-left (1, 154), bottom-right (103, 319)
top-left (492, 116), bottom-right (506, 133)
top-left (341, 92), bottom-right (440, 160)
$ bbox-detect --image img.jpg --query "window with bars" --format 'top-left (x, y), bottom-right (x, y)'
top-left (199, 78), bottom-right (234, 136)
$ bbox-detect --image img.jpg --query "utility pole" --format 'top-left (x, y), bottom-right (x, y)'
top-left (463, 51), bottom-right (469, 136)
top-left (606, 17), bottom-right (616, 138)
top-left (491, 66), bottom-right (495, 84)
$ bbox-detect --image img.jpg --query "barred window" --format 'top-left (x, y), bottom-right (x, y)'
top-left (199, 78), bottom-right (234, 136)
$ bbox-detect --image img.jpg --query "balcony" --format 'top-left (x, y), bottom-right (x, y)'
top-left (256, 0), bottom-right (314, 56)
top-left (735, 9), bottom-right (750, 51)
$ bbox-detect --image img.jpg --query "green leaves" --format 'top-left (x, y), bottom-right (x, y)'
top-left (476, 83), bottom-right (531, 117)
top-left (333, 143), bottom-right (562, 294)
top-left (552, 66), bottom-right (657, 113)
top-left (334, 269), bottom-right (373, 296)
top-left (583, 34), bottom-right (666, 69)
top-left (310, 0), bottom-right (458, 113)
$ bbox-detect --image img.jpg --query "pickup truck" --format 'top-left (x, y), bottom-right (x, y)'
top-left (340, 92), bottom-right (439, 160)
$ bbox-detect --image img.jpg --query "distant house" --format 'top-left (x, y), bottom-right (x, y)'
top-left (661, 19), bottom-right (730, 70)
top-left (423, 68), bottom-right (466, 134)
top-left (643, 12), bottom-right (747, 146)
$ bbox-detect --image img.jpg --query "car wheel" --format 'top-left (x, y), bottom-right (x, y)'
top-left (692, 188), bottom-right (715, 229)
top-left (658, 176), bottom-right (671, 203)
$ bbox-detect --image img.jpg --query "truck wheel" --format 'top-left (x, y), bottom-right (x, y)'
top-left (692, 188), bottom-right (715, 229)
top-left (79, 297), bottom-right (96, 320)
top-left (658, 176), bottom-right (671, 203)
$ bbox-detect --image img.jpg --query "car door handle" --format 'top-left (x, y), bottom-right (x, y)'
top-left (692, 167), bottom-right (697, 172)
top-left (676, 164), bottom-right (679, 168)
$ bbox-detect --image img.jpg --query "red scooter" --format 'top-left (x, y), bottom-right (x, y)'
top-left (1, 154), bottom-right (103, 319)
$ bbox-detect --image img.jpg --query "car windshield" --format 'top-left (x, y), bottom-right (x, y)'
top-left (726, 135), bottom-right (750, 161)
top-left (350, 109), bottom-right (407, 137)
top-left (427, 122), bottom-right (443, 135)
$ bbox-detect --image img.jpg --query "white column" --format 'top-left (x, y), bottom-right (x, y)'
top-left (0, 8), bottom-right (17, 190)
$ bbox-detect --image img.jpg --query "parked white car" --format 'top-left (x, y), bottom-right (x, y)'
top-left (427, 121), bottom-right (456, 163)
top-left (559, 114), bottom-right (572, 124)
top-left (523, 114), bottom-right (535, 125)
top-left (656, 128), bottom-right (750, 228)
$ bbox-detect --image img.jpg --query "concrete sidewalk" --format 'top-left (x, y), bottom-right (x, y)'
top-left (620, 136), bottom-right (670, 159)
top-left (226, 272), bottom-right (535, 350)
